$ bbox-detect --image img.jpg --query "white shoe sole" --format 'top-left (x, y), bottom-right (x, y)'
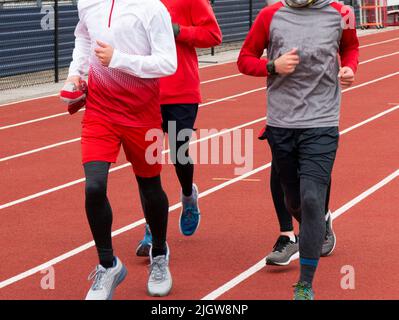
top-left (266, 251), bottom-right (299, 266)
top-left (322, 215), bottom-right (337, 257)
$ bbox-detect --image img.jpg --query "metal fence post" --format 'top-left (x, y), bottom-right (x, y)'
top-left (54, 0), bottom-right (59, 83)
top-left (249, 0), bottom-right (253, 29)
top-left (211, 0), bottom-right (215, 56)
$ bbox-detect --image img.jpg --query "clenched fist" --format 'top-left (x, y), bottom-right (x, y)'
top-left (95, 40), bottom-right (114, 67)
top-left (338, 67), bottom-right (355, 89)
top-left (275, 48), bottom-right (300, 75)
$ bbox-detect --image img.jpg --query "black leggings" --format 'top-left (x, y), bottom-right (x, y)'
top-left (84, 161), bottom-right (169, 267)
top-left (170, 134), bottom-right (194, 197)
top-left (270, 161), bottom-right (331, 232)
top-left (162, 104), bottom-right (198, 197)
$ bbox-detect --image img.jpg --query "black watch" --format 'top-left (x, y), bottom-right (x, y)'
top-left (267, 60), bottom-right (277, 75)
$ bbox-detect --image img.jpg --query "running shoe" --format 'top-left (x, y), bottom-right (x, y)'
top-left (321, 211), bottom-right (336, 257)
top-left (85, 257), bottom-right (127, 300)
top-left (293, 281), bottom-right (314, 300)
top-left (179, 184), bottom-right (201, 236)
top-left (266, 235), bottom-right (299, 266)
top-left (136, 224), bottom-right (152, 257)
top-left (148, 245), bottom-right (172, 297)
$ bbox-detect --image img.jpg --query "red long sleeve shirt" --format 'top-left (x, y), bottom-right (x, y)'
top-left (238, 1), bottom-right (359, 77)
top-left (237, 0), bottom-right (360, 128)
top-left (160, 0), bottom-right (222, 105)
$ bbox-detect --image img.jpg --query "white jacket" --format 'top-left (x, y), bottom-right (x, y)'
top-left (68, 0), bottom-right (177, 79)
top-left (67, 0), bottom-right (177, 127)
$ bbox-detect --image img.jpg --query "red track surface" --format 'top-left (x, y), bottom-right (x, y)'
top-left (0, 29), bottom-right (398, 300)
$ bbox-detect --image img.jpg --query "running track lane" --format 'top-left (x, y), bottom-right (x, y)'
top-left (218, 167), bottom-right (399, 299)
top-left (0, 50), bottom-right (398, 279)
top-left (1, 66), bottom-right (398, 204)
top-left (1, 43), bottom-right (399, 201)
top-left (0, 75), bottom-right (266, 155)
top-left (0, 72), bottom-right (399, 296)
top-left (0, 28), bottom-right (398, 300)
top-left (0, 105), bottom-right (397, 299)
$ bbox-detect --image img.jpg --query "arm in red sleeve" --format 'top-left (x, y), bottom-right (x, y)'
top-left (331, 3), bottom-right (360, 73)
top-left (237, 4), bottom-right (282, 77)
top-left (177, 0), bottom-right (222, 48)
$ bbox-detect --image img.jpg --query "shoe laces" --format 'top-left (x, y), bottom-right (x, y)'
top-left (149, 256), bottom-right (167, 282)
top-left (88, 265), bottom-right (108, 291)
top-left (182, 205), bottom-right (199, 225)
top-left (273, 236), bottom-right (292, 252)
top-left (293, 282), bottom-right (313, 300)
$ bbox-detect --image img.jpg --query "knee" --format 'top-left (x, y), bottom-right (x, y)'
top-left (138, 177), bottom-right (166, 202)
top-left (284, 195), bottom-right (301, 215)
top-left (85, 179), bottom-right (107, 200)
top-left (301, 188), bottom-right (320, 218)
top-left (142, 188), bottom-right (167, 208)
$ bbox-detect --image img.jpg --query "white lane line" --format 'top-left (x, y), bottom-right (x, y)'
top-left (0, 103), bottom-right (398, 289)
top-left (0, 80), bottom-right (263, 131)
top-left (3, 65), bottom-right (399, 162)
top-left (359, 51), bottom-right (399, 64)
top-left (359, 37), bottom-right (399, 49)
top-left (201, 168), bottom-right (399, 300)
top-left (0, 63), bottom-right (239, 109)
top-left (342, 71), bottom-right (399, 93)
top-left (0, 138), bottom-right (81, 162)
top-left (0, 164), bottom-right (270, 290)
top-left (340, 105), bottom-right (399, 135)
top-left (0, 116), bottom-right (267, 210)
top-left (0, 111), bottom-right (75, 130)
top-left (201, 73), bottom-right (242, 84)
top-left (0, 87), bottom-right (266, 161)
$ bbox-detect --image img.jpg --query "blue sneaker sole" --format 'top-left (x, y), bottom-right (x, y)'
top-left (107, 264), bottom-right (127, 300)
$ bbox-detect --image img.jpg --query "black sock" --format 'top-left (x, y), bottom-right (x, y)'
top-left (97, 247), bottom-right (114, 268)
top-left (152, 244), bottom-right (167, 258)
top-left (84, 161), bottom-right (114, 268)
top-left (136, 175), bottom-right (169, 256)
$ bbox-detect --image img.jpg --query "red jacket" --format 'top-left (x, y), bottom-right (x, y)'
top-left (160, 0), bottom-right (222, 105)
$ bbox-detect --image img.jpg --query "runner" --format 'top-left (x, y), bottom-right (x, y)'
top-left (63, 0), bottom-right (177, 299)
top-left (136, 0), bottom-right (222, 256)
top-left (238, 0), bottom-right (359, 299)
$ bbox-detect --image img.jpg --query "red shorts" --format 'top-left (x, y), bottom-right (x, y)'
top-left (81, 114), bottom-right (163, 178)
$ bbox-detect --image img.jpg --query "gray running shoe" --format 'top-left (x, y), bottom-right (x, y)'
top-left (321, 211), bottom-right (336, 257)
top-left (148, 245), bottom-right (172, 297)
top-left (85, 257), bottom-right (127, 300)
top-left (266, 235), bottom-right (299, 266)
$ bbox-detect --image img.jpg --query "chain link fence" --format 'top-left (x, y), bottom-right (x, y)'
top-left (0, 0), bottom-right (362, 91)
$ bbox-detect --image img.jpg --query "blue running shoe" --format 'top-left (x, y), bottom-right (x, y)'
top-left (136, 224), bottom-right (152, 257)
top-left (179, 184), bottom-right (201, 236)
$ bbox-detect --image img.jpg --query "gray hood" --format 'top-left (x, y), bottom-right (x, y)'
top-left (282, 0), bottom-right (333, 9)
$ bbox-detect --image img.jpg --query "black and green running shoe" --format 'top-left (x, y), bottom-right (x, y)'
top-left (293, 282), bottom-right (314, 300)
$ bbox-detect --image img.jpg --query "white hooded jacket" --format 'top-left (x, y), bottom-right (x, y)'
top-left (68, 0), bottom-right (177, 127)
